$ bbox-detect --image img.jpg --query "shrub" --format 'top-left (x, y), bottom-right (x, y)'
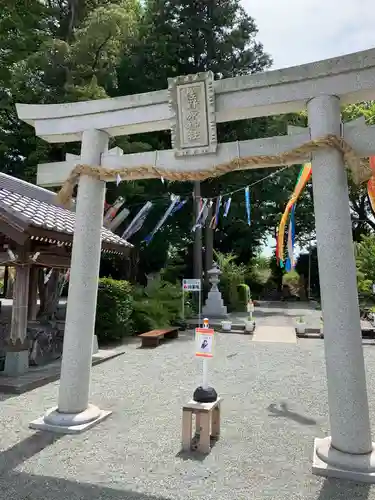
top-left (214, 251), bottom-right (247, 312)
top-left (237, 284), bottom-right (251, 309)
top-left (132, 279), bottom-right (191, 333)
top-left (95, 278), bottom-right (133, 342)
top-left (282, 269), bottom-right (300, 287)
top-left (356, 235), bottom-right (375, 296)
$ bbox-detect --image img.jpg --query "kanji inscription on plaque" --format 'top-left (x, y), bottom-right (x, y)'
top-left (168, 72), bottom-right (217, 157)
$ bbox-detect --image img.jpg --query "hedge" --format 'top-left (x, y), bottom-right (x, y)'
top-left (95, 278), bottom-right (133, 342)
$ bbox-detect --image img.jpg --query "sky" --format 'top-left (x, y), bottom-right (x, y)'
top-left (242, 0), bottom-right (375, 70)
top-left (241, 0), bottom-right (375, 256)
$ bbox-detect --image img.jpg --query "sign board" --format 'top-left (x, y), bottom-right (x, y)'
top-left (182, 278), bottom-right (201, 291)
top-left (195, 328), bottom-right (214, 358)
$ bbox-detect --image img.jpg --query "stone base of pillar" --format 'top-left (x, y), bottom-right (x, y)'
top-left (29, 404), bottom-right (111, 435)
top-left (313, 437), bottom-right (375, 483)
top-left (3, 351), bottom-right (29, 376)
top-left (202, 291), bottom-right (228, 318)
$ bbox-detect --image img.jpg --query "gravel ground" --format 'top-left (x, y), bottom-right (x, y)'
top-left (0, 330), bottom-right (375, 499)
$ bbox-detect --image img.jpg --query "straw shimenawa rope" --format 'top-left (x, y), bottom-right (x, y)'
top-left (56, 134), bottom-right (371, 207)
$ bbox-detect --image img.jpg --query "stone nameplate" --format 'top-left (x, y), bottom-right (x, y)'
top-left (168, 72), bottom-right (217, 157)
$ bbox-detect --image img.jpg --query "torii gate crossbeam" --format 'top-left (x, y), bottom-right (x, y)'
top-left (16, 48), bottom-right (375, 483)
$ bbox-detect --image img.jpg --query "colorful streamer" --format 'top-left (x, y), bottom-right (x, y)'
top-left (215, 195), bottom-right (222, 227)
top-left (103, 196), bottom-right (125, 227)
top-left (285, 204), bottom-right (296, 272)
top-left (367, 157), bottom-right (375, 216)
top-left (192, 198), bottom-right (208, 231)
top-left (275, 229), bottom-right (280, 266)
top-left (108, 206), bottom-right (130, 231)
top-left (121, 201), bottom-right (153, 240)
top-left (245, 187), bottom-right (251, 226)
top-left (210, 196), bottom-right (222, 229)
top-left (144, 195), bottom-right (180, 244)
top-left (201, 200), bottom-right (213, 226)
top-left (172, 199), bottom-right (187, 213)
top-left (223, 197), bottom-right (231, 217)
top-left (277, 163), bottom-right (312, 268)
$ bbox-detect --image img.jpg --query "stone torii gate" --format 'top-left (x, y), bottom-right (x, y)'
top-left (17, 48), bottom-right (375, 482)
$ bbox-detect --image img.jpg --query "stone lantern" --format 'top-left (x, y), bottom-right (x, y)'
top-left (202, 263), bottom-right (228, 318)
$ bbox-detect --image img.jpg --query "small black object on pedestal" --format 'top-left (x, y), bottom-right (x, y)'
top-left (193, 386), bottom-right (218, 403)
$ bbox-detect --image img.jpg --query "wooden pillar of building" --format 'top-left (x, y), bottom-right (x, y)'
top-left (4, 262), bottom-right (30, 376)
top-left (2, 266), bottom-right (8, 298)
top-left (28, 265), bottom-right (39, 321)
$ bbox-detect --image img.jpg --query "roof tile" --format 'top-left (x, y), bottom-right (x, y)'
top-left (0, 187), bottom-right (132, 250)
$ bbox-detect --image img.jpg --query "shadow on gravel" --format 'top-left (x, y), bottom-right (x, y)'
top-left (0, 470), bottom-right (172, 500)
top-left (318, 478), bottom-right (370, 500)
top-left (0, 431), bottom-right (62, 475)
top-left (0, 432), bottom-right (177, 499)
top-left (267, 402), bottom-right (317, 426)
top-left (176, 435), bottom-right (218, 463)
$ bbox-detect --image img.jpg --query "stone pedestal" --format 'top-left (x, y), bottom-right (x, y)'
top-left (4, 350), bottom-right (29, 377)
top-left (202, 264), bottom-right (228, 318)
top-left (29, 129), bottom-right (112, 434)
top-left (308, 95), bottom-right (375, 481)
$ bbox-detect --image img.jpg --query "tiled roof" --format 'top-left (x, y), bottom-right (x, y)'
top-left (0, 173), bottom-right (132, 251)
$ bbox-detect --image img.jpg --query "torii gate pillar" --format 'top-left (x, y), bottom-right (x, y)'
top-left (308, 95), bottom-right (375, 480)
top-left (30, 129), bottom-right (113, 433)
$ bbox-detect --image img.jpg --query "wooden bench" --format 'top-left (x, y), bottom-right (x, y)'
top-left (139, 328), bottom-right (179, 348)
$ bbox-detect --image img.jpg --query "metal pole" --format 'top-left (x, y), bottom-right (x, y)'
top-left (198, 286), bottom-right (202, 327)
top-left (202, 317), bottom-right (209, 389)
top-left (182, 287), bottom-right (185, 322)
top-left (308, 243), bottom-right (312, 300)
top-left (202, 358), bottom-right (208, 389)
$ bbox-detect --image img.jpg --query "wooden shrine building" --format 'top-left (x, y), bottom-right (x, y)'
top-left (0, 172), bottom-right (131, 357)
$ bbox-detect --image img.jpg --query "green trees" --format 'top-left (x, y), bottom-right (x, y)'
top-left (117, 0), bottom-right (271, 95)
top-left (342, 103), bottom-right (375, 241)
top-left (356, 235), bottom-right (375, 296)
top-left (111, 0), bottom-right (275, 277)
top-left (0, 0), bottom-right (141, 180)
top-left (1, 0), bottom-right (373, 287)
